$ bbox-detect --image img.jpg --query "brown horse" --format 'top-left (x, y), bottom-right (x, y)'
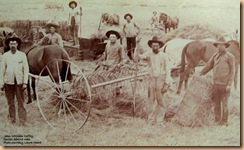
top-left (3, 33), bottom-right (73, 103)
top-left (177, 40), bottom-right (240, 94)
top-left (159, 13), bottom-right (179, 33)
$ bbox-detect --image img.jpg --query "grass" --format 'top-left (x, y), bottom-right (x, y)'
top-left (0, 0), bottom-right (240, 146)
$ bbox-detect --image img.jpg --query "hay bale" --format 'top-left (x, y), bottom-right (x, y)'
top-left (173, 76), bottom-right (214, 127)
top-left (161, 23), bottom-right (226, 43)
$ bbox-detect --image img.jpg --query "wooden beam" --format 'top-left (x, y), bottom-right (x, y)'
top-left (91, 72), bottom-right (148, 89)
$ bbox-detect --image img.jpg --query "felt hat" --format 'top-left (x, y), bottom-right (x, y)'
top-left (69, 1), bottom-right (77, 8)
top-left (213, 42), bottom-right (230, 48)
top-left (124, 13), bottom-right (133, 19)
top-left (148, 36), bottom-right (164, 48)
top-left (45, 18), bottom-right (60, 28)
top-left (105, 30), bottom-right (121, 39)
top-left (5, 33), bottom-right (21, 46)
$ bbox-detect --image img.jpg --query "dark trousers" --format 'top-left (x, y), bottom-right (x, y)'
top-left (126, 37), bottom-right (136, 60)
top-left (4, 83), bottom-right (27, 123)
top-left (212, 84), bottom-right (230, 124)
top-left (70, 16), bottom-right (79, 45)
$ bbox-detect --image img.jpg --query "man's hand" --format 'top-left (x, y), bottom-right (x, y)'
top-left (226, 85), bottom-right (231, 92)
top-left (199, 71), bottom-right (204, 76)
top-left (0, 84), bottom-right (4, 91)
top-left (22, 84), bottom-right (27, 90)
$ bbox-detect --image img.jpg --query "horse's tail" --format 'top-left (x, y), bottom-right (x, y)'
top-left (163, 45), bottom-right (167, 53)
top-left (180, 44), bottom-right (188, 73)
top-left (61, 52), bottom-right (73, 82)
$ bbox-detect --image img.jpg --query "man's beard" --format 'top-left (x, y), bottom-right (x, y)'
top-left (10, 47), bottom-right (17, 53)
top-left (153, 49), bottom-right (159, 54)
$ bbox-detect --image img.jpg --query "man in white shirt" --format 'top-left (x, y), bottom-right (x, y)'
top-left (68, 0), bottom-right (81, 45)
top-left (1, 34), bottom-right (29, 125)
top-left (123, 13), bottom-right (140, 61)
top-left (96, 30), bottom-right (124, 69)
top-left (138, 36), bottom-right (168, 125)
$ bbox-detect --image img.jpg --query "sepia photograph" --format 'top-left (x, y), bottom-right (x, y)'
top-left (0, 0), bottom-right (240, 146)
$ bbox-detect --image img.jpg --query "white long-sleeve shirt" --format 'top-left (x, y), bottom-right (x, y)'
top-left (139, 51), bottom-right (173, 83)
top-left (0, 50), bottom-right (29, 85)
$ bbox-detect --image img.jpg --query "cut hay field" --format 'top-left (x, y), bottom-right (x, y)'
top-left (0, 0), bottom-right (240, 146)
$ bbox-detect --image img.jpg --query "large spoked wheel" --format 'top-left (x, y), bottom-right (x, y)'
top-left (36, 59), bottom-right (91, 132)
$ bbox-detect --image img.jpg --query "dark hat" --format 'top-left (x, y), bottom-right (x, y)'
top-left (106, 30), bottom-right (121, 39)
top-left (213, 42), bottom-right (230, 48)
top-left (124, 13), bottom-right (133, 19)
top-left (45, 18), bottom-right (60, 28)
top-left (5, 33), bottom-right (21, 46)
top-left (69, 1), bottom-right (77, 8)
top-left (148, 36), bottom-right (164, 48)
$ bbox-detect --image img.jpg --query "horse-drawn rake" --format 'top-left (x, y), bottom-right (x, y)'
top-left (33, 59), bottom-right (148, 132)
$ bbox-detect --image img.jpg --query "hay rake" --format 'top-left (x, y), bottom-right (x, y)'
top-left (34, 59), bottom-right (148, 132)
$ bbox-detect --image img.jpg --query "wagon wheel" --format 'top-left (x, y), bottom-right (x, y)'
top-left (36, 59), bottom-right (91, 132)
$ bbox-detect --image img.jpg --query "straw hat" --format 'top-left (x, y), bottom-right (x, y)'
top-left (148, 36), bottom-right (164, 48)
top-left (5, 33), bottom-right (21, 46)
top-left (69, 1), bottom-right (77, 8)
top-left (124, 13), bottom-right (133, 19)
top-left (213, 42), bottom-right (230, 48)
top-left (45, 18), bottom-right (60, 28)
top-left (105, 30), bottom-right (121, 39)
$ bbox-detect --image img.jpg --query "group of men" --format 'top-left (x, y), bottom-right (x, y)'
top-left (0, 1), bottom-right (236, 127)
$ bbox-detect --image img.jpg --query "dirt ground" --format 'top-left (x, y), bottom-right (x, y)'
top-left (0, 0), bottom-right (240, 146)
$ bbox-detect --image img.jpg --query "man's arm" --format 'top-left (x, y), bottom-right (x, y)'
top-left (58, 34), bottom-right (64, 48)
top-left (123, 24), bottom-right (126, 35)
top-left (200, 54), bottom-right (215, 76)
top-left (134, 23), bottom-right (140, 36)
top-left (0, 55), bottom-right (6, 88)
top-left (227, 53), bottom-right (235, 86)
top-left (68, 13), bottom-right (71, 26)
top-left (23, 54), bottom-right (29, 84)
top-left (118, 45), bottom-right (124, 63)
top-left (37, 33), bottom-right (49, 45)
top-left (163, 54), bottom-right (173, 84)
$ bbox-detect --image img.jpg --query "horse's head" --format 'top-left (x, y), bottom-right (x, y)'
top-left (108, 16), bottom-right (114, 26)
top-left (217, 29), bottom-right (240, 44)
top-left (159, 13), bottom-right (167, 22)
top-left (102, 13), bottom-right (109, 23)
top-left (3, 31), bottom-right (14, 53)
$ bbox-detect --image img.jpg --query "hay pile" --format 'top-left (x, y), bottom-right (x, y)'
top-left (160, 23), bottom-right (226, 43)
top-left (70, 62), bottom-right (149, 119)
top-left (0, 20), bottom-right (73, 41)
top-left (172, 76), bottom-right (214, 127)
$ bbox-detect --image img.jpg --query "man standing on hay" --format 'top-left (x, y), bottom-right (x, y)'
top-left (67, 1), bottom-right (82, 46)
top-left (0, 34), bottom-right (29, 126)
top-left (200, 42), bottom-right (235, 126)
top-left (123, 13), bottom-right (140, 61)
top-left (137, 36), bottom-right (169, 125)
top-left (37, 18), bottom-right (63, 47)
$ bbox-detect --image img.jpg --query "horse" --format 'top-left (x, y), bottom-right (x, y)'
top-left (101, 13), bottom-right (120, 27)
top-left (0, 27), bottom-right (14, 48)
top-left (177, 40), bottom-right (240, 94)
top-left (159, 13), bottom-right (179, 33)
top-left (162, 38), bottom-right (218, 78)
top-left (3, 32), bottom-right (73, 104)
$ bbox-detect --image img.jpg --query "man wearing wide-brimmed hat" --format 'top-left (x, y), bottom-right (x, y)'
top-left (0, 33), bottom-right (29, 126)
top-left (68, 0), bottom-right (82, 45)
top-left (98, 30), bottom-right (124, 66)
top-left (123, 13), bottom-right (140, 60)
top-left (38, 18), bottom-right (63, 47)
top-left (137, 36), bottom-right (170, 126)
top-left (200, 42), bottom-right (235, 126)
